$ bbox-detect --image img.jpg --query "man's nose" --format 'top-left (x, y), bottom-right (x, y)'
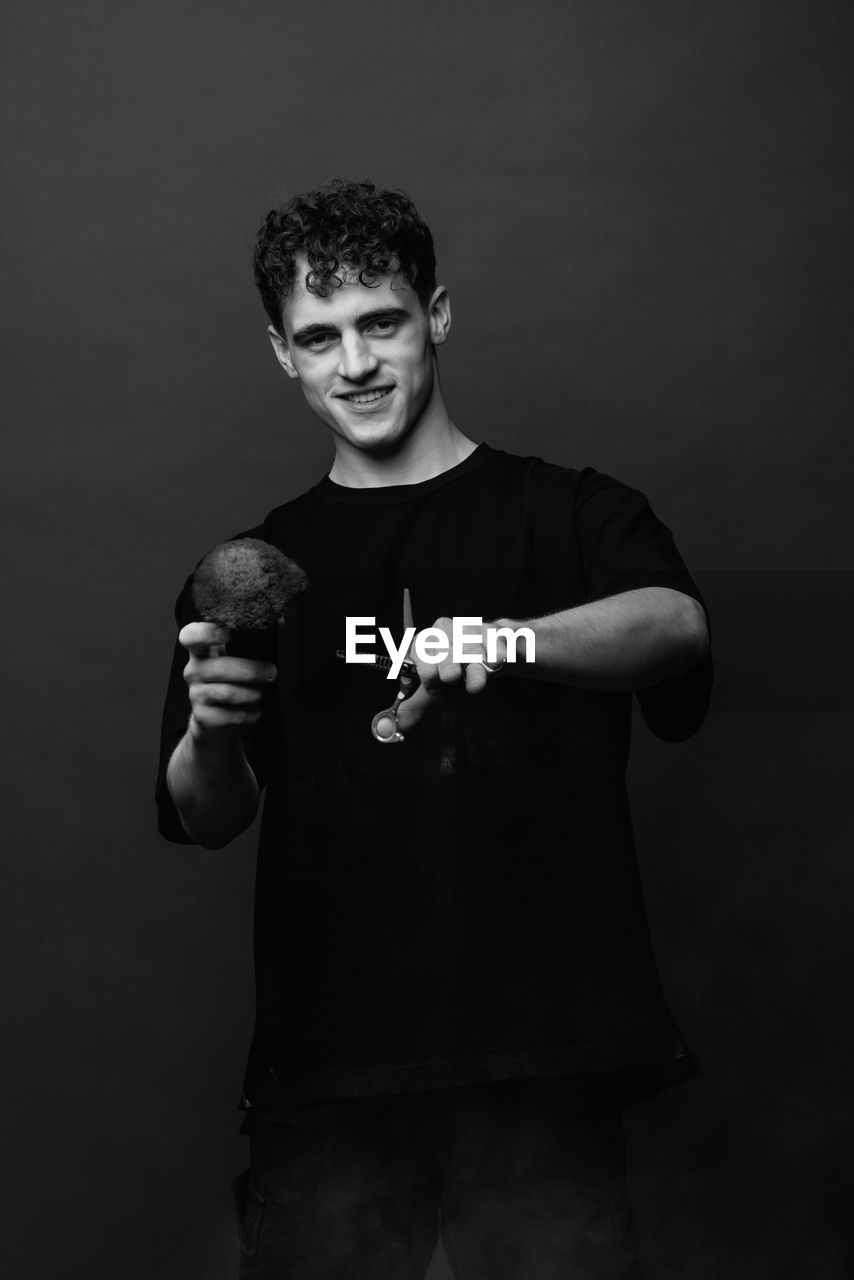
top-left (338, 332), bottom-right (379, 381)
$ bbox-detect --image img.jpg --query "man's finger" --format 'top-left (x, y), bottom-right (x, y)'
top-left (179, 621), bottom-right (232, 655)
top-left (189, 656), bottom-right (277, 684)
top-left (394, 684), bottom-right (432, 734)
top-left (464, 662), bottom-right (490, 694)
top-left (194, 682), bottom-right (267, 708)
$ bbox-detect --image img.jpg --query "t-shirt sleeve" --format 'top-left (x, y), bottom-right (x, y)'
top-left (154, 575), bottom-right (200, 843)
top-left (154, 553), bottom-right (277, 844)
top-left (573, 468), bottom-right (713, 741)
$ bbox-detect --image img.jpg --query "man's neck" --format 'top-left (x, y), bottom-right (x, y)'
top-left (329, 419), bottom-right (478, 489)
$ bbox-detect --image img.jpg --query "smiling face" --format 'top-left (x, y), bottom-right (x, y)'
top-left (269, 261), bottom-right (452, 462)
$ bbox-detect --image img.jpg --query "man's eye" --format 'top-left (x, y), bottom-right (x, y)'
top-left (368, 319), bottom-right (398, 335)
top-left (305, 333), bottom-right (335, 350)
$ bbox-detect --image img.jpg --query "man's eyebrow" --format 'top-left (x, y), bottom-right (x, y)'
top-left (290, 307), bottom-right (411, 344)
top-left (356, 306), bottom-right (411, 326)
top-left (290, 321), bottom-right (336, 343)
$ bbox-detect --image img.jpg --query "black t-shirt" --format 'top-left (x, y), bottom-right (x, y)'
top-left (156, 445), bottom-right (711, 1106)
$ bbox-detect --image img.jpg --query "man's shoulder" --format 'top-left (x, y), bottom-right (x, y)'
top-left (258, 485), bottom-right (317, 532)
top-left (188, 488), bottom-right (318, 573)
top-left (483, 447), bottom-right (628, 500)
top-left (480, 445), bottom-right (578, 484)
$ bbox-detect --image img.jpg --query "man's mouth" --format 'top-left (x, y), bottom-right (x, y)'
top-left (338, 387), bottom-right (394, 406)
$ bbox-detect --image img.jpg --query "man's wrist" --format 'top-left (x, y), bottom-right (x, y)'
top-left (483, 616), bottom-right (536, 676)
top-left (186, 713), bottom-right (244, 756)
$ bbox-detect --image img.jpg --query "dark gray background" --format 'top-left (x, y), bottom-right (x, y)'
top-left (3, 1), bottom-right (852, 1276)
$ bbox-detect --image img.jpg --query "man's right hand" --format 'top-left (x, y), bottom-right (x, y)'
top-left (179, 621), bottom-right (278, 739)
top-left (166, 622), bottom-right (273, 847)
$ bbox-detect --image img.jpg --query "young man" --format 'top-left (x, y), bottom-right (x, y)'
top-left (157, 179), bottom-right (711, 1279)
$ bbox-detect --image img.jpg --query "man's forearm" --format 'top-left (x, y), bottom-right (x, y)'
top-left (501, 587), bottom-right (709, 691)
top-left (166, 723), bottom-right (260, 849)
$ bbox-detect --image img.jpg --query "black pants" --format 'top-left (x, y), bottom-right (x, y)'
top-left (231, 1077), bottom-right (644, 1280)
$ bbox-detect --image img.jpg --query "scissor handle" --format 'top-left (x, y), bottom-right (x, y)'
top-left (371, 661), bottom-right (419, 744)
top-left (371, 587), bottom-right (418, 744)
top-left (371, 695), bottom-right (407, 744)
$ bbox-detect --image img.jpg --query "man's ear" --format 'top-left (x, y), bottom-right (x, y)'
top-left (267, 325), bottom-right (299, 379)
top-left (427, 286), bottom-right (451, 347)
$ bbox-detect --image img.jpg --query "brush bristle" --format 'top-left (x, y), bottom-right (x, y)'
top-left (192, 538), bottom-right (309, 629)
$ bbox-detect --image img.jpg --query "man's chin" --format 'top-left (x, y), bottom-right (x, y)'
top-left (351, 428), bottom-right (407, 457)
top-left (336, 416), bottom-right (408, 455)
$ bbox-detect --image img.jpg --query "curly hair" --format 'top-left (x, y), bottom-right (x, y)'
top-left (253, 179), bottom-right (437, 336)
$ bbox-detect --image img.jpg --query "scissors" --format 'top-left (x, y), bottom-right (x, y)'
top-left (370, 587), bottom-right (419, 743)
top-left (335, 587), bottom-right (420, 744)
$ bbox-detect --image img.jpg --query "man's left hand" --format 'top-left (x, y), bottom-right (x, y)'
top-left (395, 616), bottom-right (503, 734)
